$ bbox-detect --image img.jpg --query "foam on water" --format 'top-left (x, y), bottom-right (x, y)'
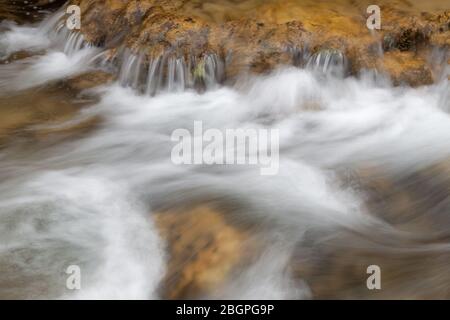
top-left (0, 10), bottom-right (65, 59)
top-left (0, 48), bottom-right (98, 93)
top-left (0, 8), bottom-right (96, 94)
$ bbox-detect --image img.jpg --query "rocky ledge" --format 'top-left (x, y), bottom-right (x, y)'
top-left (72, 0), bottom-right (450, 87)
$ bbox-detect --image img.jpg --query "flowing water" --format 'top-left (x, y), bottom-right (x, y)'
top-left (0, 8), bottom-right (449, 299)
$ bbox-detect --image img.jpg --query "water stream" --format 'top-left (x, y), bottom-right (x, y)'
top-left (0, 8), bottom-right (449, 299)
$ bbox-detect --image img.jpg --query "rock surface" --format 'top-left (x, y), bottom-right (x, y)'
top-left (72, 0), bottom-right (450, 86)
top-left (154, 206), bottom-right (252, 299)
top-left (0, 71), bottom-right (111, 147)
top-left (2, 0), bottom-right (449, 300)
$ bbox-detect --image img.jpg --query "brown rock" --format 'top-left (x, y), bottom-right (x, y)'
top-left (63, 71), bottom-right (116, 91)
top-left (382, 51), bottom-right (434, 86)
top-left (292, 160), bottom-right (450, 299)
top-left (71, 0), bottom-right (449, 86)
top-left (154, 206), bottom-right (251, 299)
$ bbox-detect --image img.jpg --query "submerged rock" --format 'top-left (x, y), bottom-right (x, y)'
top-left (292, 160), bottom-right (450, 299)
top-left (154, 206), bottom-right (252, 299)
top-left (0, 70), bottom-right (111, 147)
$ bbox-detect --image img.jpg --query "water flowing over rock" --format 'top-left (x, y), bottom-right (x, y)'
top-left (116, 50), bottom-right (224, 95)
top-left (70, 0), bottom-right (449, 87)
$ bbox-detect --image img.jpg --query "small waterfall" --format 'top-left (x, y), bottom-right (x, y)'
top-left (146, 55), bottom-right (163, 95)
top-left (203, 53), bottom-right (224, 89)
top-left (287, 45), bottom-right (348, 77)
top-left (287, 45), bottom-right (311, 67)
top-left (0, 7), bottom-right (98, 93)
top-left (0, 6), bottom-right (92, 60)
top-left (62, 31), bottom-right (90, 56)
top-left (49, 10), bottom-right (92, 56)
top-left (39, 9), bottom-right (66, 35)
top-left (118, 50), bottom-right (144, 90)
top-left (1, 6), bottom-right (225, 96)
top-left (306, 49), bottom-right (348, 76)
top-left (116, 50), bottom-right (225, 95)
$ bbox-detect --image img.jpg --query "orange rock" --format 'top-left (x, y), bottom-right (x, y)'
top-left (154, 206), bottom-right (251, 299)
top-left (382, 51), bottom-right (433, 86)
top-left (71, 0), bottom-right (449, 86)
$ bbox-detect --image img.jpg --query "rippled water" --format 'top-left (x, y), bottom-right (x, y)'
top-left (0, 8), bottom-right (449, 299)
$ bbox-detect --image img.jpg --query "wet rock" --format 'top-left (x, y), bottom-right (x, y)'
top-left (306, 48), bottom-right (348, 76)
top-left (154, 206), bottom-right (251, 299)
top-left (63, 70), bottom-right (116, 91)
top-left (0, 0), bottom-right (67, 23)
top-left (0, 71), bottom-right (110, 147)
top-left (71, 0), bottom-right (449, 87)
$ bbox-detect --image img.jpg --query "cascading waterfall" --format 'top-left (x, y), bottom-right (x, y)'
top-left (117, 49), bottom-right (224, 95)
top-left (306, 49), bottom-right (348, 76)
top-left (287, 45), bottom-right (349, 76)
top-left (0, 8), bottom-right (91, 59)
top-left (0, 7), bottom-right (97, 93)
top-left (1, 7), bottom-right (339, 97)
top-left (0, 6), bottom-right (449, 300)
